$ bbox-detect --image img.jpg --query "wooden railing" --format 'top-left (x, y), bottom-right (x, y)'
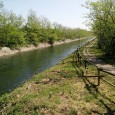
top-left (73, 49), bottom-right (115, 87)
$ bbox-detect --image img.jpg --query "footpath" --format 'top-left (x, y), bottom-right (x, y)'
top-left (83, 40), bottom-right (115, 75)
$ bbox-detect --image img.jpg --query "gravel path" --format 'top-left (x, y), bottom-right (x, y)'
top-left (83, 41), bottom-right (115, 75)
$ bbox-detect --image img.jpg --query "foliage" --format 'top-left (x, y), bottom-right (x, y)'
top-left (84, 0), bottom-right (115, 58)
top-left (0, 2), bottom-right (92, 49)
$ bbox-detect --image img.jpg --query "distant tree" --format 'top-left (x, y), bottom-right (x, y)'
top-left (27, 10), bottom-right (41, 30)
top-left (0, 2), bottom-right (92, 48)
top-left (0, 7), bottom-right (25, 48)
top-left (0, 2), bottom-right (3, 10)
top-left (40, 16), bottom-right (51, 29)
top-left (25, 10), bottom-right (42, 45)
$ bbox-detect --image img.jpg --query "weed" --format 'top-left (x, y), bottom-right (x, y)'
top-left (69, 108), bottom-right (78, 115)
top-left (84, 95), bottom-right (96, 102)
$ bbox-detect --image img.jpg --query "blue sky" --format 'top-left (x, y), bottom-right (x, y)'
top-left (1, 0), bottom-right (94, 30)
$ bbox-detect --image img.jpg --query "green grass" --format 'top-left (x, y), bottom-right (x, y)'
top-left (0, 52), bottom-right (115, 114)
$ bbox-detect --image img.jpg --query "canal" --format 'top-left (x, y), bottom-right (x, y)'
top-left (0, 38), bottom-right (93, 96)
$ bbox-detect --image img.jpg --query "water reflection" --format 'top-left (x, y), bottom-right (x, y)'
top-left (0, 38), bottom-right (92, 95)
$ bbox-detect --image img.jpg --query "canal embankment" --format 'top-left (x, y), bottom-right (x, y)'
top-left (0, 38), bottom-right (86, 57)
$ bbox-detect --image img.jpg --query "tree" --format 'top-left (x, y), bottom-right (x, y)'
top-left (24, 10), bottom-right (42, 45)
top-left (40, 16), bottom-right (51, 29)
top-left (84, 0), bottom-right (115, 58)
top-left (8, 12), bottom-right (24, 28)
top-left (0, 6), bottom-right (25, 48)
top-left (0, 2), bottom-right (92, 48)
top-left (27, 10), bottom-right (41, 30)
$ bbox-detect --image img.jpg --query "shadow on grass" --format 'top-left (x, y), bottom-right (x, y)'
top-left (71, 52), bottom-right (84, 77)
top-left (83, 76), bottom-right (115, 115)
top-left (99, 54), bottom-right (115, 66)
top-left (71, 52), bottom-right (115, 115)
top-left (91, 45), bottom-right (115, 66)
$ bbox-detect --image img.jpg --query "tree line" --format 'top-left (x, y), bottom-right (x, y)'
top-left (0, 2), bottom-right (92, 49)
top-left (84, 0), bottom-right (115, 58)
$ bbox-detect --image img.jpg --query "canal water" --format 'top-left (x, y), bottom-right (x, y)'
top-left (0, 38), bottom-right (93, 96)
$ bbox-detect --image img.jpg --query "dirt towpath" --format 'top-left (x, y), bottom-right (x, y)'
top-left (83, 41), bottom-right (115, 75)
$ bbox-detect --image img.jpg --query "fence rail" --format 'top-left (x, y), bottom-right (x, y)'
top-left (74, 49), bottom-right (115, 87)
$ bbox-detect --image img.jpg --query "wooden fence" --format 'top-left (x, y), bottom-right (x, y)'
top-left (73, 49), bottom-right (115, 87)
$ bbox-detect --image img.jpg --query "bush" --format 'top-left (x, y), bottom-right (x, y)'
top-left (26, 32), bottom-right (38, 46)
top-left (48, 37), bottom-right (54, 45)
top-left (7, 31), bottom-right (25, 48)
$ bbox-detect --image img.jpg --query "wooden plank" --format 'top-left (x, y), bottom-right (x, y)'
top-left (84, 75), bottom-right (104, 78)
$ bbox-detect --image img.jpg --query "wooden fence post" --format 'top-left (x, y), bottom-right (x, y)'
top-left (85, 60), bottom-right (87, 69)
top-left (97, 68), bottom-right (101, 86)
top-left (79, 56), bottom-right (81, 64)
top-left (77, 52), bottom-right (80, 62)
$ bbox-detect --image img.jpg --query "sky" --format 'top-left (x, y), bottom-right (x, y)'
top-left (1, 0), bottom-right (94, 30)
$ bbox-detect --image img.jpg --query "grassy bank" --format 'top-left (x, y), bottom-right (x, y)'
top-left (0, 50), bottom-right (115, 114)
